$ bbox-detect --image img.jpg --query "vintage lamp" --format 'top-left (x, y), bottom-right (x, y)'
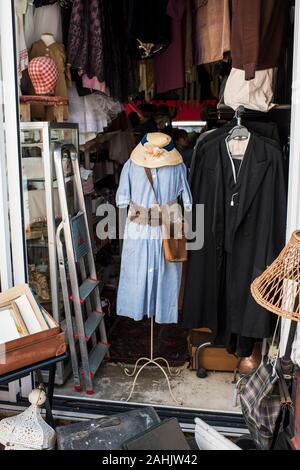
top-left (0, 388), bottom-right (56, 450)
top-left (251, 231), bottom-right (300, 321)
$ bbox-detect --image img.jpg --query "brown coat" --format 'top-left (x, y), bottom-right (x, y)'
top-left (193, 0), bottom-right (231, 65)
top-left (29, 40), bottom-right (71, 119)
top-left (231, 0), bottom-right (288, 80)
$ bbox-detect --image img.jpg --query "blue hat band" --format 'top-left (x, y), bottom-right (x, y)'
top-left (141, 134), bottom-right (175, 152)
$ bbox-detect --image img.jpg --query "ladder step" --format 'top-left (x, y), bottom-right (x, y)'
top-left (70, 278), bottom-right (99, 303)
top-left (88, 342), bottom-right (109, 378)
top-left (84, 312), bottom-right (103, 342)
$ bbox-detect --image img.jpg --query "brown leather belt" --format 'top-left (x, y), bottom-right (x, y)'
top-left (128, 200), bottom-right (177, 227)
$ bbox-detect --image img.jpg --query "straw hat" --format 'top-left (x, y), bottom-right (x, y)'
top-left (130, 133), bottom-right (183, 169)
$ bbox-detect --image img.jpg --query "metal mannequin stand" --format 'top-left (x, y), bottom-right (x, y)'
top-left (123, 317), bottom-right (182, 405)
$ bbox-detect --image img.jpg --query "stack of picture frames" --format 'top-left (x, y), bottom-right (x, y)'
top-left (0, 284), bottom-right (66, 374)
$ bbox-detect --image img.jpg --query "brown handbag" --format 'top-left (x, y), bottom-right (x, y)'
top-left (144, 168), bottom-right (187, 263)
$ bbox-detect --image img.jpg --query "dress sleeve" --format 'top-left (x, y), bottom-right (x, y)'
top-left (178, 163), bottom-right (192, 212)
top-left (116, 159), bottom-right (132, 208)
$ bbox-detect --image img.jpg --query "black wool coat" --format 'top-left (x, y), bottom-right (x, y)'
top-left (182, 132), bottom-right (287, 341)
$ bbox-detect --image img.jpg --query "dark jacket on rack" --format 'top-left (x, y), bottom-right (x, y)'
top-left (189, 120), bottom-right (281, 191)
top-left (231, 0), bottom-right (288, 80)
top-left (182, 132), bottom-right (287, 347)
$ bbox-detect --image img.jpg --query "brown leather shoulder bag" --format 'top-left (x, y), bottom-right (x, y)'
top-left (144, 167), bottom-right (187, 263)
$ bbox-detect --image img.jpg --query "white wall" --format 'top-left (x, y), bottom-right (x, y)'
top-left (0, 0), bottom-right (28, 402)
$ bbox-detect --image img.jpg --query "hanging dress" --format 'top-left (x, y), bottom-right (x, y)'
top-left (68, 83), bottom-right (123, 146)
top-left (67, 0), bottom-right (104, 83)
top-left (154, 0), bottom-right (187, 93)
top-left (32, 2), bottom-right (63, 44)
top-left (116, 160), bottom-right (192, 324)
top-left (16, 0), bottom-right (29, 80)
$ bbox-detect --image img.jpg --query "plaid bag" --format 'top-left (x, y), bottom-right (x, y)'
top-left (239, 359), bottom-right (281, 450)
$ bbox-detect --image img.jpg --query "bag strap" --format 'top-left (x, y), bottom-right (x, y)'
top-left (277, 361), bottom-right (293, 406)
top-left (144, 167), bottom-right (159, 205)
top-left (284, 321), bottom-right (297, 362)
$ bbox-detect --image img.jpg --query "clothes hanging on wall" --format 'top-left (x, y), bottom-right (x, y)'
top-left (224, 68), bottom-right (277, 112)
top-left (24, 2), bottom-right (35, 49)
top-left (154, 0), bottom-right (187, 94)
top-left (193, 0), bottom-right (231, 66)
top-left (231, 0), bottom-right (288, 80)
top-left (101, 0), bottom-right (138, 103)
top-left (68, 83), bottom-right (123, 145)
top-left (197, 63), bottom-right (222, 100)
top-left (60, 0), bottom-right (73, 48)
top-left (32, 2), bottom-right (63, 44)
top-left (82, 75), bottom-right (108, 95)
top-left (184, 0), bottom-right (193, 77)
top-left (139, 59), bottom-right (155, 101)
top-left (67, 0), bottom-right (104, 83)
top-left (16, 0), bottom-right (29, 80)
top-left (116, 158), bottom-right (192, 324)
top-left (183, 124), bottom-right (287, 357)
top-left (128, 0), bottom-right (171, 59)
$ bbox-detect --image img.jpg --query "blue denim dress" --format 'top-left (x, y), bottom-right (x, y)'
top-left (116, 159), bottom-right (192, 324)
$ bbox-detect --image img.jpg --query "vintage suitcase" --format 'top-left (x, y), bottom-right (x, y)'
top-left (0, 328), bottom-right (66, 375)
top-left (0, 285), bottom-right (66, 375)
top-left (188, 328), bottom-right (238, 372)
top-left (56, 407), bottom-right (161, 450)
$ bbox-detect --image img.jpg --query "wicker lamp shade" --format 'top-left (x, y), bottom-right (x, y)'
top-left (251, 231), bottom-right (300, 322)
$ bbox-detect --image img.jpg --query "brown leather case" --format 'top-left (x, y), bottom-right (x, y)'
top-left (0, 327), bottom-right (66, 375)
top-left (0, 285), bottom-right (66, 375)
top-left (188, 328), bottom-right (238, 372)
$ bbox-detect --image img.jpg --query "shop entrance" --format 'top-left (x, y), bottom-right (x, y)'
top-left (0, 0), bottom-right (299, 437)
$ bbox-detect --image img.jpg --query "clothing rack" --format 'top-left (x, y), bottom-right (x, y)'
top-left (213, 104), bottom-right (291, 124)
top-left (206, 105), bottom-right (292, 147)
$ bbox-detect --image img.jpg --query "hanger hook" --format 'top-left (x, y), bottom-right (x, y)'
top-left (235, 105), bottom-right (245, 126)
